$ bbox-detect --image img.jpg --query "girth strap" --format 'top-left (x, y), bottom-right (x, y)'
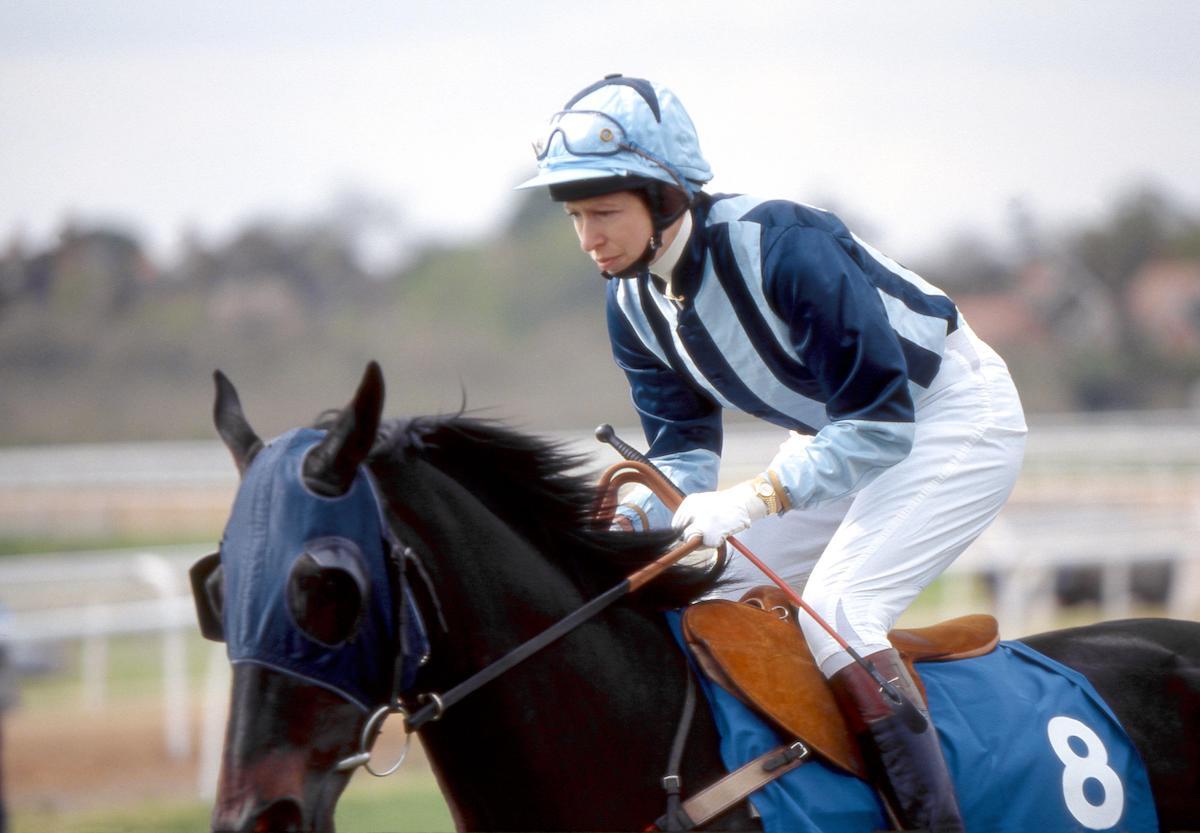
top-left (659, 671), bottom-right (699, 831)
top-left (654, 740), bottom-right (812, 830)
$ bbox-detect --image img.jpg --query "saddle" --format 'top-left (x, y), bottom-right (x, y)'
top-left (681, 586), bottom-right (999, 779)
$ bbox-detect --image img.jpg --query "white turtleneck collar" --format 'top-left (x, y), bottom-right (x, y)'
top-left (649, 210), bottom-right (693, 301)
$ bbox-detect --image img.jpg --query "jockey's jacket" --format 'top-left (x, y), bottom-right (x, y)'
top-left (608, 192), bottom-right (963, 530)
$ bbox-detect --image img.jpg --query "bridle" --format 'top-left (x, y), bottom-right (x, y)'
top-left (334, 459), bottom-right (702, 776)
top-left (333, 535), bottom-right (442, 776)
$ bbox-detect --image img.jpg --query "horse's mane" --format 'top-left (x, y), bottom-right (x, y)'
top-left (366, 414), bottom-right (723, 609)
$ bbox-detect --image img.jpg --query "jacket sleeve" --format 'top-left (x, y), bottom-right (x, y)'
top-left (607, 284), bottom-right (722, 529)
top-left (761, 224), bottom-right (916, 510)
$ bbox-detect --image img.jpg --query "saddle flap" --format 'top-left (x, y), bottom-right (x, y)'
top-left (682, 589), bottom-right (1001, 782)
top-left (682, 599), bottom-right (868, 779)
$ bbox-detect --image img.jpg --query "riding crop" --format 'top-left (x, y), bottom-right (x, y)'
top-left (595, 424), bottom-right (927, 732)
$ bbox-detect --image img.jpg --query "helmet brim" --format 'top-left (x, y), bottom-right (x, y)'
top-left (514, 165), bottom-right (626, 191)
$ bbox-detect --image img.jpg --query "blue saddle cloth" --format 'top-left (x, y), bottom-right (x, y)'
top-left (667, 614), bottom-right (1158, 833)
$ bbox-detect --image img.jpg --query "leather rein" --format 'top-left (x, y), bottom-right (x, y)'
top-left (335, 460), bottom-right (703, 774)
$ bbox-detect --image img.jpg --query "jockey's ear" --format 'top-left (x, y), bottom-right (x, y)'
top-left (190, 551), bottom-right (225, 642)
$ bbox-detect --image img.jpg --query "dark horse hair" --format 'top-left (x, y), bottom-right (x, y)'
top-left (313, 410), bottom-right (726, 609)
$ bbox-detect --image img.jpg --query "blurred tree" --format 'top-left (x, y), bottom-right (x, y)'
top-left (0, 237), bottom-right (25, 319)
top-left (3, 183), bottom-right (1199, 443)
top-left (1060, 185), bottom-right (1200, 408)
top-left (9, 225), bottom-right (155, 319)
top-left (178, 219), bottom-right (370, 314)
top-left (1071, 186), bottom-right (1193, 295)
top-left (914, 231), bottom-right (1017, 295)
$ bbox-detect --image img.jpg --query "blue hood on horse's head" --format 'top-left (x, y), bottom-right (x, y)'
top-left (219, 427), bottom-right (427, 710)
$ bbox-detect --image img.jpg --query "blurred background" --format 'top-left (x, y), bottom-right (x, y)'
top-left (1, 2), bottom-right (1199, 831)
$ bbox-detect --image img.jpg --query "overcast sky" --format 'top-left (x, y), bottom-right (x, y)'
top-left (2, 1), bottom-right (1198, 262)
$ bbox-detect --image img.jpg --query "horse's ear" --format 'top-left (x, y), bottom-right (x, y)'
top-left (303, 362), bottom-right (385, 497)
top-left (189, 551), bottom-right (225, 642)
top-left (213, 370), bottom-right (263, 476)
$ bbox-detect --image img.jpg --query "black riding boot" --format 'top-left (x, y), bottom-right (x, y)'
top-left (829, 649), bottom-right (964, 833)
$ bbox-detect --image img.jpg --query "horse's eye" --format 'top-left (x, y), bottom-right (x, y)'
top-left (287, 551), bottom-right (365, 647)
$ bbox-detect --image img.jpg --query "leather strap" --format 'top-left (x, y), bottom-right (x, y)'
top-left (659, 672), bottom-right (698, 831)
top-left (404, 535), bottom-right (705, 731)
top-left (655, 740), bottom-right (811, 830)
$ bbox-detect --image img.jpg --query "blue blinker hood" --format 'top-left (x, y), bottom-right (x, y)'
top-left (219, 427), bottom-right (428, 710)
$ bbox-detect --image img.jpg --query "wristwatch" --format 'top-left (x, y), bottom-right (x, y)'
top-left (750, 475), bottom-right (782, 516)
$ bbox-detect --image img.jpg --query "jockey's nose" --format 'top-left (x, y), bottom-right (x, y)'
top-left (576, 217), bottom-right (605, 254)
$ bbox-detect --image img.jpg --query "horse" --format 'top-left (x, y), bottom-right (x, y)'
top-left (192, 362), bottom-right (1200, 832)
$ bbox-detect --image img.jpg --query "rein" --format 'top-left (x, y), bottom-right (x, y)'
top-left (336, 460), bottom-right (701, 774)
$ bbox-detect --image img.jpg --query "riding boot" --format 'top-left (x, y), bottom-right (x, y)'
top-left (828, 648), bottom-right (964, 833)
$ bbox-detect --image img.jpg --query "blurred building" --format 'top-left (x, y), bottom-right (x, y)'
top-left (1127, 258), bottom-right (1200, 354)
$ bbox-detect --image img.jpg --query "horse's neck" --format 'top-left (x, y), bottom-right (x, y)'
top-left (384, 462), bottom-right (700, 830)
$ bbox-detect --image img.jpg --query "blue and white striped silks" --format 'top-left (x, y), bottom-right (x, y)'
top-left (611, 193), bottom-right (963, 528)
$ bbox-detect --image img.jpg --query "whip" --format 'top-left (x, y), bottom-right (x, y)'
top-left (595, 423), bottom-right (927, 732)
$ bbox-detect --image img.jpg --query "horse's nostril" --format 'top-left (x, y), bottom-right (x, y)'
top-left (252, 797), bottom-right (306, 832)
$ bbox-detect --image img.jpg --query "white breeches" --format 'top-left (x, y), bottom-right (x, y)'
top-left (713, 325), bottom-right (1027, 677)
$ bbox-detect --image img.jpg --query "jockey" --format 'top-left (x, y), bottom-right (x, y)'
top-left (518, 74), bottom-right (1026, 833)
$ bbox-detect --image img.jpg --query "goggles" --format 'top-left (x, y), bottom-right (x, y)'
top-left (533, 110), bottom-right (628, 160)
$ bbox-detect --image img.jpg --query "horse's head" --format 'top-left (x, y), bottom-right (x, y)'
top-left (192, 362), bottom-right (429, 832)
top-left (193, 362), bottom-right (728, 832)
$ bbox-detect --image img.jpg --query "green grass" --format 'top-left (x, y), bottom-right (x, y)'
top-left (337, 776), bottom-right (455, 833)
top-left (0, 533), bottom-right (218, 557)
top-left (12, 774), bottom-right (453, 833)
top-left (18, 631), bottom-right (217, 711)
top-left (10, 624), bottom-right (454, 833)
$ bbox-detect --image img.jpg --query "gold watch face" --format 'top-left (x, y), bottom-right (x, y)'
top-left (756, 480), bottom-right (774, 497)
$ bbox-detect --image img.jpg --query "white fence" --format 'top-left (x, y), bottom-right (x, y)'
top-left (0, 544), bottom-right (229, 796)
top-left (1, 411), bottom-right (1199, 797)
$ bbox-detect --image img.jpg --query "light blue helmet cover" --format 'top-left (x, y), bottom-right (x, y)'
top-left (219, 427), bottom-right (428, 710)
top-left (517, 75), bottom-right (712, 196)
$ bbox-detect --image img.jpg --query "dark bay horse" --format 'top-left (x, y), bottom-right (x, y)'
top-left (193, 363), bottom-right (1200, 832)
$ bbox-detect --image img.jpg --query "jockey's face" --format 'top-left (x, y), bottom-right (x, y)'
top-left (564, 191), bottom-right (653, 276)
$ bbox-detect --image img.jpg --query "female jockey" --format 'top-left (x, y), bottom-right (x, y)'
top-left (517, 74), bottom-right (1027, 833)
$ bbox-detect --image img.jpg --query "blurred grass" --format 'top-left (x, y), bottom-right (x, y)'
top-left (8, 623), bottom-right (455, 833)
top-left (12, 774), bottom-right (453, 833)
top-left (0, 532), bottom-right (219, 557)
top-left (16, 631), bottom-right (214, 711)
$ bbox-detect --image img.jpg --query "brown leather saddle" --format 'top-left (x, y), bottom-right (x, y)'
top-left (681, 586), bottom-right (999, 780)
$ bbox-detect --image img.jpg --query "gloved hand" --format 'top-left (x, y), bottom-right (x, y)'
top-left (672, 481), bottom-right (769, 548)
top-left (611, 500), bottom-right (718, 568)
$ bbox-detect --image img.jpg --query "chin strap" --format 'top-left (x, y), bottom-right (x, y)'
top-left (601, 232), bottom-right (663, 281)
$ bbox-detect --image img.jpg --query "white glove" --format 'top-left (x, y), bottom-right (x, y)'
top-left (672, 481), bottom-right (769, 548)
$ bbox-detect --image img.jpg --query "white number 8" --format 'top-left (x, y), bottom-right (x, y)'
top-left (1046, 715), bottom-right (1125, 829)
